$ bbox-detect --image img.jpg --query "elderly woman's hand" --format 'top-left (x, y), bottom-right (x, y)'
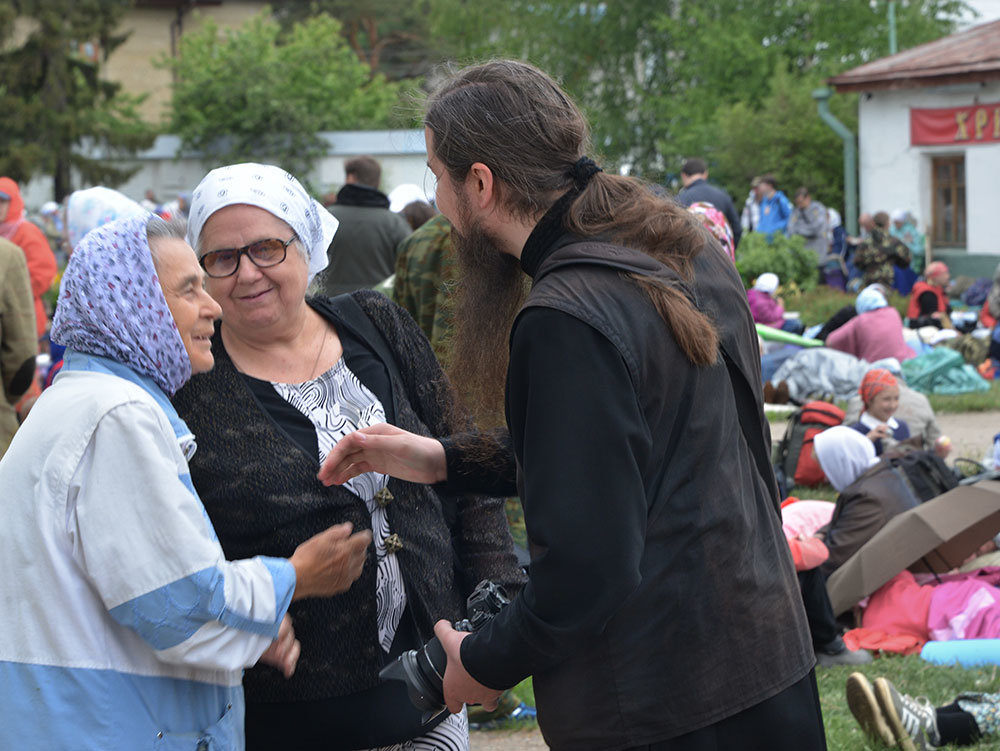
top-left (289, 522), bottom-right (373, 600)
top-left (317, 423), bottom-right (448, 487)
top-left (259, 614), bottom-right (301, 679)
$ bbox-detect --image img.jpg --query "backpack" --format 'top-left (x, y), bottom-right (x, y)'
top-left (887, 451), bottom-right (959, 503)
top-left (774, 401), bottom-right (846, 494)
top-left (962, 277), bottom-right (993, 307)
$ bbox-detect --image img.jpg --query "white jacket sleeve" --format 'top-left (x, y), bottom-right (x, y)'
top-left (67, 401), bottom-right (296, 672)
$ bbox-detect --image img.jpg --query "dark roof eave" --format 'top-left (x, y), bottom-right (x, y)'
top-left (830, 69), bottom-right (1000, 93)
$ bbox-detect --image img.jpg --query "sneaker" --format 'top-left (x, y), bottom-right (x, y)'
top-left (874, 677), bottom-right (940, 751)
top-left (845, 672), bottom-right (895, 746)
top-left (816, 635), bottom-right (873, 666)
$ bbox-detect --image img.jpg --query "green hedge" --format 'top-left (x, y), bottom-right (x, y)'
top-left (735, 232), bottom-right (818, 292)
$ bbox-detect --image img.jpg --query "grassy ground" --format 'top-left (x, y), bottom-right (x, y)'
top-left (483, 662), bottom-right (1000, 747)
top-left (784, 286), bottom-right (911, 328)
top-left (928, 379), bottom-right (1000, 414)
top-left (819, 657), bottom-right (1000, 750)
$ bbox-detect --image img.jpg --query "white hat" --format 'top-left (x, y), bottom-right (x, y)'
top-left (890, 209), bottom-right (906, 224)
top-left (753, 273), bottom-right (779, 294)
top-left (388, 183), bottom-right (430, 213)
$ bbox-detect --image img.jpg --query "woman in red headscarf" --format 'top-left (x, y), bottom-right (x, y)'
top-left (846, 369), bottom-right (911, 456)
top-left (907, 261), bottom-right (951, 329)
top-left (0, 177), bottom-right (57, 339)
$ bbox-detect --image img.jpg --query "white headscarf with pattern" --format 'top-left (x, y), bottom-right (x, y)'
top-left (186, 163), bottom-right (338, 283)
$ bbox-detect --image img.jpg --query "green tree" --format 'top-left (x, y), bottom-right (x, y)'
top-left (161, 9), bottom-right (409, 179)
top-left (276, 0), bottom-right (436, 80)
top-left (429, 0), bottom-right (971, 209)
top-left (0, 0), bottom-right (155, 200)
top-left (708, 67), bottom-right (859, 211)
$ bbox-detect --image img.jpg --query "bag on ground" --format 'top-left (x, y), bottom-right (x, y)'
top-left (774, 401), bottom-right (846, 493)
top-left (886, 450), bottom-right (959, 502)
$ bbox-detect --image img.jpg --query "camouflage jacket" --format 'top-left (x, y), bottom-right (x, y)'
top-left (854, 228), bottom-right (911, 287)
top-left (392, 213), bottom-right (455, 365)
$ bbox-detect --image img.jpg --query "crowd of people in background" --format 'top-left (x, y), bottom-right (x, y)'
top-left (2, 81), bottom-right (1000, 749)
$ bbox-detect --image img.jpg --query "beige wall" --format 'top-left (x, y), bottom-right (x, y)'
top-left (104, 2), bottom-right (267, 125)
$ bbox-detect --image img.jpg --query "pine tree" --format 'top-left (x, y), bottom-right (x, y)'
top-left (0, 0), bottom-right (155, 200)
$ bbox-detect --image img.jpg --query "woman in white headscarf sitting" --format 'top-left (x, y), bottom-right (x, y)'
top-left (826, 283), bottom-right (916, 363)
top-left (813, 426), bottom-right (923, 577)
top-left (0, 214), bottom-right (370, 750)
top-left (172, 163), bottom-right (523, 751)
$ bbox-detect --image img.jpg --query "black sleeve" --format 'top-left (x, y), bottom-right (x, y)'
top-left (916, 290), bottom-right (940, 317)
top-left (723, 195), bottom-right (742, 249)
top-left (460, 308), bottom-right (648, 689)
top-left (434, 429), bottom-right (517, 497)
top-left (816, 305), bottom-right (857, 342)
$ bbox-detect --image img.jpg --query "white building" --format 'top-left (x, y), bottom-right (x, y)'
top-left (22, 130), bottom-right (431, 213)
top-left (829, 19), bottom-right (1000, 276)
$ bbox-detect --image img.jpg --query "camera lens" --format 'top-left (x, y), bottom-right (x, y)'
top-left (379, 580), bottom-right (511, 720)
top-left (379, 636), bottom-right (448, 721)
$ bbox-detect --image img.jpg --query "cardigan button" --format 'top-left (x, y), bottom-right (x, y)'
top-left (374, 487), bottom-right (394, 507)
top-left (385, 533), bottom-right (404, 554)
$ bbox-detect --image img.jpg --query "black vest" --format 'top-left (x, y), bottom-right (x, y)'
top-left (514, 238), bottom-right (814, 747)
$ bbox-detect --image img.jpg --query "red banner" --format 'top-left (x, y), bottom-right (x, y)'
top-left (911, 102), bottom-right (1000, 146)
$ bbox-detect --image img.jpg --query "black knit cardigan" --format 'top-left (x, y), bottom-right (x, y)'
top-left (172, 290), bottom-right (524, 702)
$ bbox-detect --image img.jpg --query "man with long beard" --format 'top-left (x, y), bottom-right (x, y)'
top-left (321, 60), bottom-right (826, 750)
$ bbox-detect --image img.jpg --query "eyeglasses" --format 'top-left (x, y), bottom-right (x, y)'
top-left (199, 234), bottom-right (297, 278)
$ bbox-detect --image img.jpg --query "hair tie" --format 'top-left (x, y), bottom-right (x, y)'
top-left (570, 156), bottom-right (602, 189)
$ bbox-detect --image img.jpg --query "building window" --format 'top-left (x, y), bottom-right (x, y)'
top-left (931, 156), bottom-right (966, 248)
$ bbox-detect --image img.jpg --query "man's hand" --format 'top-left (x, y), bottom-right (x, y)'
top-left (434, 620), bottom-right (504, 715)
top-left (317, 423), bottom-right (448, 487)
top-left (258, 614), bottom-right (300, 679)
top-left (290, 522), bottom-right (372, 600)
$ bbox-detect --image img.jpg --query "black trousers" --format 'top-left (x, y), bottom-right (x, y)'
top-left (937, 702), bottom-right (981, 746)
top-left (623, 669), bottom-right (827, 751)
top-left (799, 567), bottom-right (840, 648)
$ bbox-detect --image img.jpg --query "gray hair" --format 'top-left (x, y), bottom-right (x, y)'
top-left (146, 215), bottom-right (188, 264)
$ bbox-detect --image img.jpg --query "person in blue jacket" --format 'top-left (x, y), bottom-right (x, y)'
top-left (755, 174), bottom-right (792, 237)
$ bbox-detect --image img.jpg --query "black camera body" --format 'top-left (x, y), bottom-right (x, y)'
top-left (379, 580), bottom-right (511, 723)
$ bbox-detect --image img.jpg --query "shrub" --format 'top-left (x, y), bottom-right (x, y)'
top-left (735, 232), bottom-right (818, 292)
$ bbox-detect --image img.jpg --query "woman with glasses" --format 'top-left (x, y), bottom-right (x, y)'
top-left (173, 163), bottom-right (522, 751)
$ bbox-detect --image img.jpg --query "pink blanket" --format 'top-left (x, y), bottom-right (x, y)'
top-left (856, 568), bottom-right (1000, 651)
top-left (927, 568), bottom-right (1000, 641)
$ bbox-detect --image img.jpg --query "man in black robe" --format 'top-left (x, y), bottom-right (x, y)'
top-left (322, 60), bottom-right (827, 751)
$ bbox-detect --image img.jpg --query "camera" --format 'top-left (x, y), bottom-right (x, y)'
top-left (379, 579), bottom-right (511, 723)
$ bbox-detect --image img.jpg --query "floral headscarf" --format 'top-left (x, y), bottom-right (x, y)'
top-left (859, 368), bottom-right (898, 407)
top-left (66, 187), bottom-right (148, 252)
top-left (51, 214), bottom-right (191, 395)
top-left (186, 163), bottom-right (338, 283)
top-left (688, 201), bottom-right (735, 261)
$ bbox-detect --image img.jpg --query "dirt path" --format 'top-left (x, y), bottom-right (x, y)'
top-left (470, 728), bottom-right (548, 750)
top-left (770, 408), bottom-right (1000, 463)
